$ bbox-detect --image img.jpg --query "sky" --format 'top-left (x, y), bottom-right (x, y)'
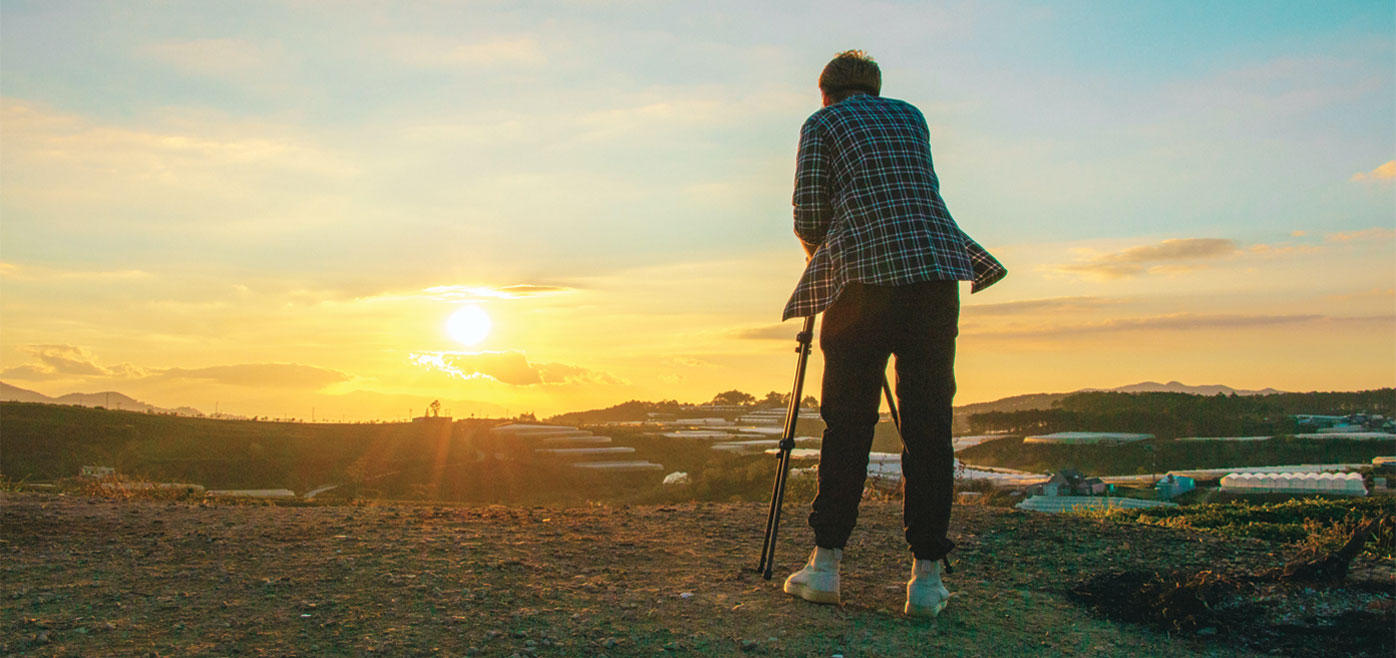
top-left (1, 0), bottom-right (1393, 421)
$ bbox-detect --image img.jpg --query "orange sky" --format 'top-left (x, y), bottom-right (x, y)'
top-left (1, 2), bottom-right (1393, 420)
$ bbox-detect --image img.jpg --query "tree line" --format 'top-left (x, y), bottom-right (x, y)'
top-left (966, 389), bottom-right (1395, 438)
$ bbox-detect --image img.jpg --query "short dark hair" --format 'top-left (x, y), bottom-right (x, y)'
top-left (819, 50), bottom-right (881, 102)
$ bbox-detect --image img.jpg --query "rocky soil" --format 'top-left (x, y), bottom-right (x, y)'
top-left (2, 493), bottom-right (1389, 657)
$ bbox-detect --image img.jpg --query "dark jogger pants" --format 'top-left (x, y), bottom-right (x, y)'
top-left (808, 280), bottom-right (959, 560)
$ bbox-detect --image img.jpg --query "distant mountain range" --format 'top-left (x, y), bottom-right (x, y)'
top-left (0, 379), bottom-right (1290, 422)
top-left (1088, 381), bottom-right (1284, 396)
top-left (0, 382), bottom-right (509, 422)
top-left (1, 382), bottom-right (204, 416)
top-left (953, 381), bottom-right (1286, 416)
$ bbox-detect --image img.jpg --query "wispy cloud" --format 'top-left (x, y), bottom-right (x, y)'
top-left (1325, 288), bottom-right (1396, 303)
top-left (383, 35), bottom-right (547, 68)
top-left (157, 363), bottom-right (349, 389)
top-left (1325, 227), bottom-right (1396, 242)
top-left (139, 38), bottom-right (283, 80)
top-left (1055, 238), bottom-right (1240, 279)
top-left (1350, 160), bottom-right (1396, 182)
top-left (360, 284), bottom-right (576, 304)
top-left (731, 324), bottom-right (804, 340)
top-left (0, 345), bottom-right (146, 380)
top-left (0, 345), bottom-right (348, 389)
top-left (0, 261), bottom-right (153, 281)
top-left (408, 351), bottom-right (622, 386)
top-left (963, 296), bottom-right (1118, 316)
top-left (969, 313), bottom-right (1393, 339)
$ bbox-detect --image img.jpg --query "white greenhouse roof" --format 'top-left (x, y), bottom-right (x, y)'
top-left (1220, 471), bottom-right (1367, 496)
top-left (1023, 432), bottom-right (1153, 444)
top-left (1016, 495), bottom-right (1177, 513)
top-left (570, 461), bottom-right (664, 472)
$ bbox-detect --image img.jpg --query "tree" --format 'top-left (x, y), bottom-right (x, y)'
top-left (711, 390), bottom-right (756, 406)
top-left (429, 400), bottom-right (442, 417)
top-left (761, 391), bottom-right (788, 407)
top-left (802, 395), bottom-right (819, 409)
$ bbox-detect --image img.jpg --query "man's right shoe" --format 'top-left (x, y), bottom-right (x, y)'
top-left (904, 557), bottom-right (951, 618)
top-left (783, 546), bottom-right (842, 604)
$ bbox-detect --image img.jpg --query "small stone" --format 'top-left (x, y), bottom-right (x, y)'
top-left (34, 632), bottom-right (49, 644)
top-left (603, 637), bottom-right (618, 649)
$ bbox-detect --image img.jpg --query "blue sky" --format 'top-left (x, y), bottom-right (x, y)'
top-left (1, 1), bottom-right (1392, 417)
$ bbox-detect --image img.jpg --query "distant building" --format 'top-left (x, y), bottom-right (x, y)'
top-left (1294, 413), bottom-right (1394, 433)
top-left (1027, 469), bottom-right (1111, 497)
top-left (1155, 473), bottom-right (1195, 500)
top-left (412, 415), bottom-right (452, 424)
top-left (1373, 456), bottom-right (1396, 475)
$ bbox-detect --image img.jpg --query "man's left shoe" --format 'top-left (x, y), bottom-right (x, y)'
top-left (783, 546), bottom-right (842, 604)
top-left (904, 557), bottom-right (951, 618)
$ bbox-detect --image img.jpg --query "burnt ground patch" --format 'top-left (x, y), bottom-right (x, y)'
top-left (1070, 567), bottom-right (1394, 658)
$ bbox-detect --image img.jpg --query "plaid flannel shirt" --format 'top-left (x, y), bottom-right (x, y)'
top-left (782, 94), bottom-right (1006, 321)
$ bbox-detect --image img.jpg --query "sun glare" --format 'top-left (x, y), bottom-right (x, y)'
top-left (446, 305), bottom-right (492, 346)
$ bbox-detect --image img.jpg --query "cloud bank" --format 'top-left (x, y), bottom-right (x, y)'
top-left (158, 364), bottom-right (350, 388)
top-left (0, 344), bottom-right (347, 389)
top-left (1056, 238), bottom-right (1240, 279)
top-left (408, 351), bottom-right (622, 386)
top-left (968, 312), bottom-right (1393, 339)
top-left (0, 345), bottom-right (146, 380)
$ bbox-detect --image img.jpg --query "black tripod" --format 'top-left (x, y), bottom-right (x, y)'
top-left (756, 316), bottom-right (906, 580)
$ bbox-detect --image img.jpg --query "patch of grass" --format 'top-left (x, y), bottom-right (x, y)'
top-left (79, 475), bottom-right (207, 502)
top-left (1097, 497), bottom-right (1396, 557)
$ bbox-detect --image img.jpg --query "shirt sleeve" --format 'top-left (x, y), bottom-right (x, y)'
top-left (961, 231), bottom-right (1008, 293)
top-left (792, 117), bottom-right (832, 253)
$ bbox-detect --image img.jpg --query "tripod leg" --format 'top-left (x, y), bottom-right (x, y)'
top-left (760, 450), bottom-right (791, 580)
top-left (756, 449), bottom-right (786, 573)
top-left (756, 315), bottom-right (816, 577)
top-left (882, 375), bottom-right (901, 433)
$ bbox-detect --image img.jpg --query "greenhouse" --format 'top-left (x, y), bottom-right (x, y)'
top-left (1022, 432), bottom-right (1153, 445)
top-left (1219, 471), bottom-right (1367, 496)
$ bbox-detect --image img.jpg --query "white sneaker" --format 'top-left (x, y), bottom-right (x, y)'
top-left (783, 546), bottom-right (842, 604)
top-left (904, 558), bottom-right (951, 618)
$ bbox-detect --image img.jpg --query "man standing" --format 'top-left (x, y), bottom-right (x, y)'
top-left (780, 50), bottom-right (1005, 618)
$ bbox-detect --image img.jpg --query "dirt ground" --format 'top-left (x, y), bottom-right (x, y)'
top-left (0, 492), bottom-right (1385, 657)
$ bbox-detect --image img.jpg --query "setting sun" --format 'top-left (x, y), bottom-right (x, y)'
top-left (446, 305), bottom-right (492, 346)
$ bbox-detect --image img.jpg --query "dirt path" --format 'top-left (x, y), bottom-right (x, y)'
top-left (2, 493), bottom-right (1277, 657)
